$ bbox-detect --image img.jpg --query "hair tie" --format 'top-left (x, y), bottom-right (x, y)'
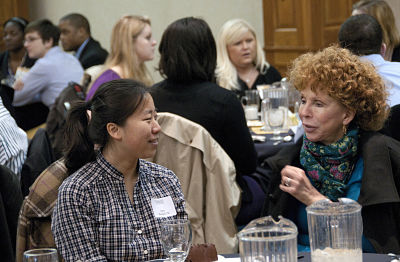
top-left (6, 17), bottom-right (27, 28)
top-left (85, 101), bottom-right (92, 110)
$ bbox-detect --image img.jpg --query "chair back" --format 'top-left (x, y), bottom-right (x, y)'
top-left (147, 112), bottom-right (241, 253)
top-left (16, 159), bottom-right (67, 262)
top-left (45, 82), bottom-right (86, 159)
top-left (20, 128), bottom-right (55, 197)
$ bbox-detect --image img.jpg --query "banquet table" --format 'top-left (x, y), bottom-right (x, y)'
top-left (221, 252), bottom-right (398, 261)
top-left (248, 119), bottom-right (300, 164)
top-left (253, 131), bottom-right (295, 163)
top-left (149, 252), bottom-right (398, 261)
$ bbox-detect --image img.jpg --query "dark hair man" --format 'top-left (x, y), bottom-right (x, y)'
top-left (339, 14), bottom-right (400, 107)
top-left (59, 13), bottom-right (108, 69)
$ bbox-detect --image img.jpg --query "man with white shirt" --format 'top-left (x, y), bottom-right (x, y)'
top-left (339, 14), bottom-right (400, 107)
top-left (12, 19), bottom-right (83, 130)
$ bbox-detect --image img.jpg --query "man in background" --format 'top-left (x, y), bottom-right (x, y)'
top-left (59, 13), bottom-right (108, 69)
top-left (13, 19), bottom-right (83, 130)
top-left (339, 14), bottom-right (400, 107)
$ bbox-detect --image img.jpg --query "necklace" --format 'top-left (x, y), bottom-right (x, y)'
top-left (240, 67), bottom-right (257, 85)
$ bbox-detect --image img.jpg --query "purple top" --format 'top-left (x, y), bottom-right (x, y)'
top-left (86, 69), bottom-right (121, 101)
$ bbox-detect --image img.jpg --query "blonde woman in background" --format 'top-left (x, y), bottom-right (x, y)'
top-left (352, 0), bottom-right (400, 61)
top-left (86, 15), bottom-right (156, 100)
top-left (216, 18), bottom-right (281, 98)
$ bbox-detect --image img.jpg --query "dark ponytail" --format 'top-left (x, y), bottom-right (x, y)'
top-left (64, 101), bottom-right (95, 175)
top-left (63, 79), bottom-right (149, 175)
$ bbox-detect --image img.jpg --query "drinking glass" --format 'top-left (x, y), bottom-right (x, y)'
top-left (160, 219), bottom-right (192, 262)
top-left (264, 87), bottom-right (288, 140)
top-left (241, 90), bottom-right (260, 121)
top-left (23, 248), bottom-right (59, 262)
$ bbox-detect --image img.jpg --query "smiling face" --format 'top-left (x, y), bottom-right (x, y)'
top-left (135, 23), bottom-right (156, 63)
top-left (3, 22), bottom-right (25, 52)
top-left (299, 85), bottom-right (355, 145)
top-left (114, 94), bottom-right (160, 160)
top-left (24, 31), bottom-right (52, 59)
top-left (227, 30), bottom-right (257, 69)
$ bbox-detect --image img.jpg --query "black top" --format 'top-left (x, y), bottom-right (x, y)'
top-left (261, 131), bottom-right (400, 254)
top-left (235, 65), bottom-right (282, 98)
top-left (79, 37), bottom-right (108, 69)
top-left (0, 51), bottom-right (36, 81)
top-left (392, 44), bottom-right (400, 62)
top-left (0, 51), bottom-right (36, 117)
top-left (150, 80), bottom-right (257, 177)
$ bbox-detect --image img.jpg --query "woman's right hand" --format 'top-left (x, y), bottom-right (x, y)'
top-left (13, 79), bottom-right (24, 91)
top-left (279, 165), bottom-right (327, 206)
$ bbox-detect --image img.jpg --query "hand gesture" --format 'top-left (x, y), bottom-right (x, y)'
top-left (279, 165), bottom-right (327, 206)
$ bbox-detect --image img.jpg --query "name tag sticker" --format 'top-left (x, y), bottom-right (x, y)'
top-left (151, 196), bottom-right (177, 218)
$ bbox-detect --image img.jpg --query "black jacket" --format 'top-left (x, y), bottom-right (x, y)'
top-left (79, 37), bottom-right (108, 69)
top-left (150, 80), bottom-right (257, 177)
top-left (0, 165), bottom-right (23, 262)
top-left (261, 131), bottom-right (400, 253)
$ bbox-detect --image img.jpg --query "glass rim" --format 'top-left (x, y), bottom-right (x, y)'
top-left (23, 248), bottom-right (58, 256)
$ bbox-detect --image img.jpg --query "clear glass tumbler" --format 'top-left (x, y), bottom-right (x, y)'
top-left (23, 248), bottom-right (59, 262)
top-left (160, 219), bottom-right (192, 262)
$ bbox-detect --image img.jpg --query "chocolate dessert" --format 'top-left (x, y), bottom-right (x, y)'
top-left (185, 244), bottom-right (218, 262)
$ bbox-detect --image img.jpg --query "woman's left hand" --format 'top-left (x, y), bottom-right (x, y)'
top-left (279, 165), bottom-right (327, 206)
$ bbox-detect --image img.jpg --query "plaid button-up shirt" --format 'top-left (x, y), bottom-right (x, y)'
top-left (52, 153), bottom-right (186, 261)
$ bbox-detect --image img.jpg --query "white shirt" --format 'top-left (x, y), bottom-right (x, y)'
top-left (13, 46), bottom-right (84, 108)
top-left (361, 54), bottom-right (400, 107)
top-left (0, 97), bottom-right (28, 176)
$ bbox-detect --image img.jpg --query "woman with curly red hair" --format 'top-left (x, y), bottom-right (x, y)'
top-left (261, 46), bottom-right (400, 253)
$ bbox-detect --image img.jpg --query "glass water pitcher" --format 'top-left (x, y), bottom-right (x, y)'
top-left (306, 198), bottom-right (363, 262)
top-left (238, 216), bottom-right (298, 262)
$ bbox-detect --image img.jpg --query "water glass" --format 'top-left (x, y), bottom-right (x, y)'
top-left (241, 90), bottom-right (260, 120)
top-left (23, 248), bottom-right (59, 262)
top-left (263, 87), bottom-right (288, 140)
top-left (160, 219), bottom-right (192, 262)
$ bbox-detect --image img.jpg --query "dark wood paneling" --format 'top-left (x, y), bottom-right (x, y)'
top-left (0, 0), bottom-right (29, 52)
top-left (263, 0), bottom-right (357, 76)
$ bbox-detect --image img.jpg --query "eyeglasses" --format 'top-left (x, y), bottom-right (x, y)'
top-left (24, 37), bottom-right (40, 44)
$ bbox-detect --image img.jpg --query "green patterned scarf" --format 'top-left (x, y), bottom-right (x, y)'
top-left (300, 128), bottom-right (359, 201)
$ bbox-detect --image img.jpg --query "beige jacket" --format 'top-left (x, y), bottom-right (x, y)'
top-left (147, 112), bottom-right (241, 254)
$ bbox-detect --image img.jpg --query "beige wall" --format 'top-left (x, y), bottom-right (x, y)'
top-left (29, 0), bottom-right (264, 82)
top-left (28, 0), bottom-right (400, 81)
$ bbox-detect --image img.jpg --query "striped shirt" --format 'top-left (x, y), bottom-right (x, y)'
top-left (0, 97), bottom-right (28, 176)
top-left (52, 153), bottom-right (186, 261)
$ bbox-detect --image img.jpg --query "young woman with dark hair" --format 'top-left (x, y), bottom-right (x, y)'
top-left (52, 79), bottom-right (186, 261)
top-left (1, 17), bottom-right (36, 86)
top-left (0, 17), bottom-right (36, 115)
top-left (150, 17), bottom-right (262, 226)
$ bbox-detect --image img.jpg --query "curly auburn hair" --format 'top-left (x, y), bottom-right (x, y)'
top-left (288, 45), bottom-right (389, 131)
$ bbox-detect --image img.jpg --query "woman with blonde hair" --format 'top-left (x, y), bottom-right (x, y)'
top-left (86, 15), bottom-right (156, 100)
top-left (216, 18), bottom-right (281, 98)
top-left (352, 0), bottom-right (400, 61)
